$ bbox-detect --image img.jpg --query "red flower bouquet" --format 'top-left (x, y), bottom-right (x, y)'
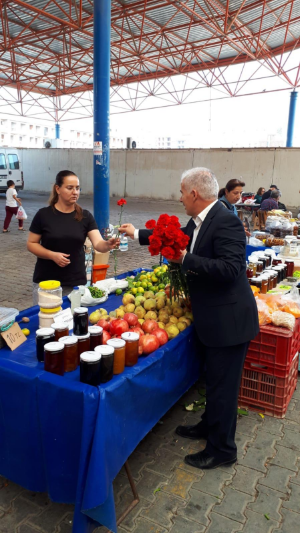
top-left (145, 214), bottom-right (190, 301)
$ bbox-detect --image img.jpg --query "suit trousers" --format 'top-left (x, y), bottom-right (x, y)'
top-left (199, 341), bottom-right (249, 461)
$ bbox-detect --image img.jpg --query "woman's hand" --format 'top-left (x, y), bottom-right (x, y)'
top-left (119, 224), bottom-right (136, 239)
top-left (105, 237), bottom-right (120, 251)
top-left (52, 252), bottom-right (71, 267)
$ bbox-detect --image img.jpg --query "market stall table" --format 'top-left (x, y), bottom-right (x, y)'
top-left (0, 273), bottom-right (200, 533)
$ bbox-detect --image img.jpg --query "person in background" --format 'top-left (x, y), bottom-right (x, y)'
top-left (3, 179), bottom-right (24, 233)
top-left (254, 187), bottom-right (265, 204)
top-left (218, 179), bottom-right (245, 216)
top-left (27, 170), bottom-right (119, 303)
top-left (260, 189), bottom-right (280, 211)
top-left (261, 184), bottom-right (278, 203)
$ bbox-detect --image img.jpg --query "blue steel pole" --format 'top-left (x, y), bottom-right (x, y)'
top-left (55, 123), bottom-right (60, 139)
top-left (286, 91), bottom-right (298, 147)
top-left (93, 0), bottom-right (111, 234)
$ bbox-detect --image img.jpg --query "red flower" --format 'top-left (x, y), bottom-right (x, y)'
top-left (161, 246), bottom-right (175, 260)
top-left (169, 216), bottom-right (181, 228)
top-left (145, 219), bottom-right (156, 229)
top-left (117, 198), bottom-right (127, 206)
top-left (149, 235), bottom-right (162, 248)
top-left (157, 214), bottom-right (171, 226)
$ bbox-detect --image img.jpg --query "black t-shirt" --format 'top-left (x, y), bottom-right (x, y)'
top-left (261, 190), bottom-right (271, 203)
top-left (30, 206), bottom-right (98, 285)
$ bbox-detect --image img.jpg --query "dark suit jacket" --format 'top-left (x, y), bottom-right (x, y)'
top-left (139, 201), bottom-right (259, 348)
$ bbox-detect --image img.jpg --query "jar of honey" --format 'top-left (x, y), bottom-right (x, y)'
top-left (50, 322), bottom-right (69, 341)
top-left (121, 332), bottom-right (139, 367)
top-left (256, 261), bottom-right (263, 273)
top-left (95, 345), bottom-right (115, 383)
top-left (260, 277), bottom-right (268, 294)
top-left (80, 351), bottom-right (101, 386)
top-left (88, 326), bottom-right (103, 350)
top-left (73, 332), bottom-right (90, 364)
top-left (73, 307), bottom-right (88, 336)
top-left (246, 266), bottom-right (254, 279)
top-left (44, 341), bottom-right (64, 376)
top-left (248, 261), bottom-right (257, 276)
top-left (285, 260), bottom-right (295, 277)
top-left (107, 338), bottom-right (126, 375)
top-left (36, 327), bottom-right (55, 362)
top-left (60, 336), bottom-right (78, 372)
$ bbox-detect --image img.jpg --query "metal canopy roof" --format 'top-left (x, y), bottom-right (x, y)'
top-left (1, 0), bottom-right (300, 119)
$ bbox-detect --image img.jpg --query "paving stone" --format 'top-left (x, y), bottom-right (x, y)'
top-left (230, 465), bottom-right (264, 496)
top-left (177, 488), bottom-right (218, 526)
top-left (192, 468), bottom-right (232, 499)
top-left (56, 522), bottom-right (73, 533)
top-left (273, 507), bottom-right (300, 533)
top-left (0, 496), bottom-right (41, 532)
top-left (147, 449), bottom-right (182, 479)
top-left (136, 432), bottom-right (170, 456)
top-left (291, 467), bottom-right (300, 486)
top-left (161, 468), bottom-right (199, 499)
top-left (282, 419), bottom-right (300, 433)
top-left (252, 430), bottom-right (280, 451)
top-left (152, 415), bottom-right (185, 437)
top-left (238, 445), bottom-right (271, 472)
top-left (115, 491), bottom-right (151, 530)
top-left (235, 433), bottom-right (253, 459)
top-left (122, 516), bottom-right (168, 533)
top-left (259, 464), bottom-right (296, 494)
top-left (28, 503), bottom-right (74, 531)
top-left (17, 525), bottom-right (41, 533)
top-left (135, 470), bottom-right (168, 502)
top-left (169, 515), bottom-right (206, 533)
top-left (0, 479), bottom-right (24, 510)
top-left (261, 417), bottom-right (284, 436)
top-left (141, 490), bottom-right (185, 529)
top-left (177, 455), bottom-right (205, 476)
top-left (113, 472), bottom-right (130, 502)
top-left (284, 408), bottom-right (300, 424)
top-left (280, 429), bottom-right (300, 451)
top-left (19, 491), bottom-right (51, 509)
top-left (270, 445), bottom-right (299, 472)
top-left (236, 415), bottom-right (262, 437)
top-left (248, 484), bottom-right (286, 522)
top-left (242, 509), bottom-right (280, 533)
top-left (282, 482), bottom-right (300, 514)
top-left (212, 487), bottom-right (253, 524)
top-left (119, 452), bottom-right (155, 481)
top-left (206, 512), bottom-right (243, 533)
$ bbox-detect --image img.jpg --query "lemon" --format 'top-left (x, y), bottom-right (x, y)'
top-left (146, 273), bottom-right (152, 279)
top-left (151, 276), bottom-right (158, 283)
top-left (154, 267), bottom-right (161, 273)
top-left (137, 287), bottom-right (144, 294)
top-left (22, 328), bottom-right (30, 336)
top-left (132, 288), bottom-right (138, 295)
top-left (140, 275), bottom-right (147, 281)
top-left (161, 265), bottom-right (168, 272)
top-left (135, 281), bottom-right (141, 287)
top-left (116, 289), bottom-right (123, 295)
top-left (141, 281), bottom-right (148, 289)
top-left (158, 283), bottom-right (165, 290)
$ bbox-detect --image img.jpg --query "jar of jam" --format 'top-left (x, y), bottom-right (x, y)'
top-left (36, 327), bottom-right (55, 362)
top-left (272, 258), bottom-right (282, 266)
top-left (80, 351), bottom-right (101, 386)
top-left (60, 336), bottom-right (78, 372)
top-left (256, 261), bottom-right (263, 273)
top-left (50, 322), bottom-right (69, 341)
top-left (246, 266), bottom-right (254, 279)
top-left (44, 341), bottom-right (64, 376)
top-left (258, 257), bottom-right (267, 269)
top-left (107, 338), bottom-right (126, 375)
top-left (88, 326), bottom-right (103, 350)
top-left (273, 266), bottom-right (283, 282)
top-left (95, 345), bottom-right (114, 383)
top-left (285, 260), bottom-right (295, 277)
top-left (264, 255), bottom-right (271, 268)
top-left (73, 332), bottom-right (90, 364)
top-left (73, 307), bottom-right (88, 336)
top-left (254, 277), bottom-right (263, 291)
top-left (260, 277), bottom-right (268, 294)
top-left (248, 261), bottom-right (257, 276)
top-left (121, 332), bottom-right (139, 366)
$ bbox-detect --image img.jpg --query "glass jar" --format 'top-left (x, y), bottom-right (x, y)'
top-left (260, 277), bottom-right (268, 294)
top-left (95, 345), bottom-right (115, 383)
top-left (254, 277), bottom-right (263, 291)
top-left (121, 332), bottom-right (139, 366)
top-left (248, 261), bottom-right (257, 276)
top-left (273, 266), bottom-right (283, 282)
top-left (73, 333), bottom-right (90, 364)
top-left (285, 260), bottom-right (295, 277)
top-left (36, 327), bottom-right (55, 362)
top-left (258, 256), bottom-right (266, 269)
top-left (38, 280), bottom-right (62, 309)
top-left (256, 261), bottom-right (263, 273)
top-left (264, 255), bottom-right (271, 268)
top-left (80, 351), bottom-right (101, 386)
top-left (44, 341), bottom-right (64, 376)
top-left (107, 338), bottom-right (126, 375)
top-left (60, 336), bottom-right (78, 372)
top-left (50, 322), bottom-right (69, 341)
top-left (272, 258), bottom-right (282, 266)
top-left (73, 307), bottom-right (88, 336)
top-left (246, 266), bottom-right (254, 279)
top-left (88, 326), bottom-right (103, 350)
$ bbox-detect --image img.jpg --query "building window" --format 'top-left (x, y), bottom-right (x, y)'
top-left (29, 124), bottom-right (34, 130)
top-left (44, 127), bottom-right (48, 136)
top-left (11, 122), bottom-right (16, 131)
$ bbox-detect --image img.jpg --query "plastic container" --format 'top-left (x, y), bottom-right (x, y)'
top-left (70, 286), bottom-right (81, 314)
top-left (38, 306), bottom-right (62, 328)
top-left (38, 280), bottom-right (62, 309)
top-left (92, 264), bottom-right (109, 283)
top-left (120, 235), bottom-right (128, 251)
top-left (0, 307), bottom-right (19, 330)
top-left (238, 352), bottom-right (299, 418)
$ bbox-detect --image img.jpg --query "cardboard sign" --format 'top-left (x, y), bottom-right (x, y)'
top-left (1, 322), bottom-right (27, 351)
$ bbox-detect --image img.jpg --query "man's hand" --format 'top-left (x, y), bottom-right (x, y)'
top-left (119, 224), bottom-right (136, 240)
top-left (52, 252), bottom-right (71, 267)
top-left (170, 250), bottom-right (187, 264)
top-left (105, 237), bottom-right (120, 250)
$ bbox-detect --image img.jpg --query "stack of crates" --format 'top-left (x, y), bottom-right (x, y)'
top-left (238, 319), bottom-right (300, 417)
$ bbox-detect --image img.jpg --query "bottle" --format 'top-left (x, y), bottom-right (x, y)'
top-left (120, 235), bottom-right (128, 252)
top-left (71, 286), bottom-right (81, 314)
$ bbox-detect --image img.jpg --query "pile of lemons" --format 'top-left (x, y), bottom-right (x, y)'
top-left (127, 266), bottom-right (168, 296)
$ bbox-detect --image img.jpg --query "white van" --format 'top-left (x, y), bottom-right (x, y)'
top-left (0, 148), bottom-right (24, 193)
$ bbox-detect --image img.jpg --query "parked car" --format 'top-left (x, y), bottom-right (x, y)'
top-left (0, 148), bottom-right (24, 193)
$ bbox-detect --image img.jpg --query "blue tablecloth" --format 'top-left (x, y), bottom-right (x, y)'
top-left (0, 271), bottom-right (200, 532)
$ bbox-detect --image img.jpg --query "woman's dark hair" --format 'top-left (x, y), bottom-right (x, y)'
top-left (218, 179), bottom-right (245, 199)
top-left (257, 187), bottom-right (265, 196)
top-left (7, 180), bottom-right (15, 188)
top-left (49, 170), bottom-right (83, 221)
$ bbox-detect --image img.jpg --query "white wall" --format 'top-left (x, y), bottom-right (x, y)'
top-left (18, 147), bottom-right (300, 207)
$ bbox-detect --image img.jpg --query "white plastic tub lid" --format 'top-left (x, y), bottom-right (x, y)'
top-left (80, 351), bottom-right (101, 363)
top-left (0, 307), bottom-right (19, 329)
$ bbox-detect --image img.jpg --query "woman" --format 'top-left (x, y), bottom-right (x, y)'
top-left (254, 187), bottom-right (265, 204)
top-left (3, 180), bottom-right (24, 232)
top-left (218, 179), bottom-right (245, 216)
top-left (27, 170), bottom-right (119, 300)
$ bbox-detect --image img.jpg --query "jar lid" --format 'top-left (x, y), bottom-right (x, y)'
top-left (50, 322), bottom-right (69, 331)
top-left (107, 338), bottom-right (125, 348)
top-left (74, 307), bottom-right (88, 313)
top-left (59, 336), bottom-right (78, 345)
top-left (88, 326), bottom-right (103, 334)
top-left (39, 280), bottom-right (61, 290)
top-left (72, 332), bottom-right (90, 340)
top-left (44, 341), bottom-right (64, 352)
top-left (94, 345), bottom-right (114, 356)
top-left (80, 351), bottom-right (101, 363)
top-left (40, 306), bottom-right (62, 314)
top-left (36, 327), bottom-right (55, 336)
top-left (121, 332), bottom-right (139, 341)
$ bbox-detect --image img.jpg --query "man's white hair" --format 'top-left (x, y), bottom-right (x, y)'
top-left (181, 167), bottom-right (219, 200)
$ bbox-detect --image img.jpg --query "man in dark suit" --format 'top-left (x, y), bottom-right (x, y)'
top-left (261, 184), bottom-right (278, 203)
top-left (120, 167), bottom-right (259, 470)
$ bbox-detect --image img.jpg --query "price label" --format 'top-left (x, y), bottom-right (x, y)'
top-left (1, 322), bottom-right (27, 351)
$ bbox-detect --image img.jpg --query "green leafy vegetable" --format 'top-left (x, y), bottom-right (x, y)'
top-left (88, 286), bottom-right (105, 299)
top-left (237, 408), bottom-right (249, 416)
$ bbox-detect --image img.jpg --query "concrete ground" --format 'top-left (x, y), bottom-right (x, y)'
top-left (0, 192), bottom-right (300, 533)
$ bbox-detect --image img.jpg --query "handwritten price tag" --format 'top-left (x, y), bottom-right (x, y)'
top-left (1, 322), bottom-right (27, 351)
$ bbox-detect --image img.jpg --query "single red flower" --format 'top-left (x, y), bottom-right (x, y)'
top-left (117, 198), bottom-right (127, 206)
top-left (149, 235), bottom-right (162, 248)
top-left (161, 246), bottom-right (175, 260)
top-left (169, 216), bottom-right (181, 228)
top-left (157, 214), bottom-right (171, 226)
top-left (145, 219), bottom-right (156, 229)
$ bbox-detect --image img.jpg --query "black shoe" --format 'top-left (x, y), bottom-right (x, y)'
top-left (175, 423), bottom-right (208, 440)
top-left (184, 450), bottom-right (237, 470)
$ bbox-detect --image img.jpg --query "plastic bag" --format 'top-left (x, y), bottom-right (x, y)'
top-left (281, 287), bottom-right (300, 317)
top-left (271, 311), bottom-right (295, 331)
top-left (67, 285), bottom-right (108, 307)
top-left (249, 237), bottom-right (265, 247)
top-left (256, 298), bottom-right (271, 326)
top-left (16, 206), bottom-right (27, 220)
top-left (94, 278), bottom-right (128, 294)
